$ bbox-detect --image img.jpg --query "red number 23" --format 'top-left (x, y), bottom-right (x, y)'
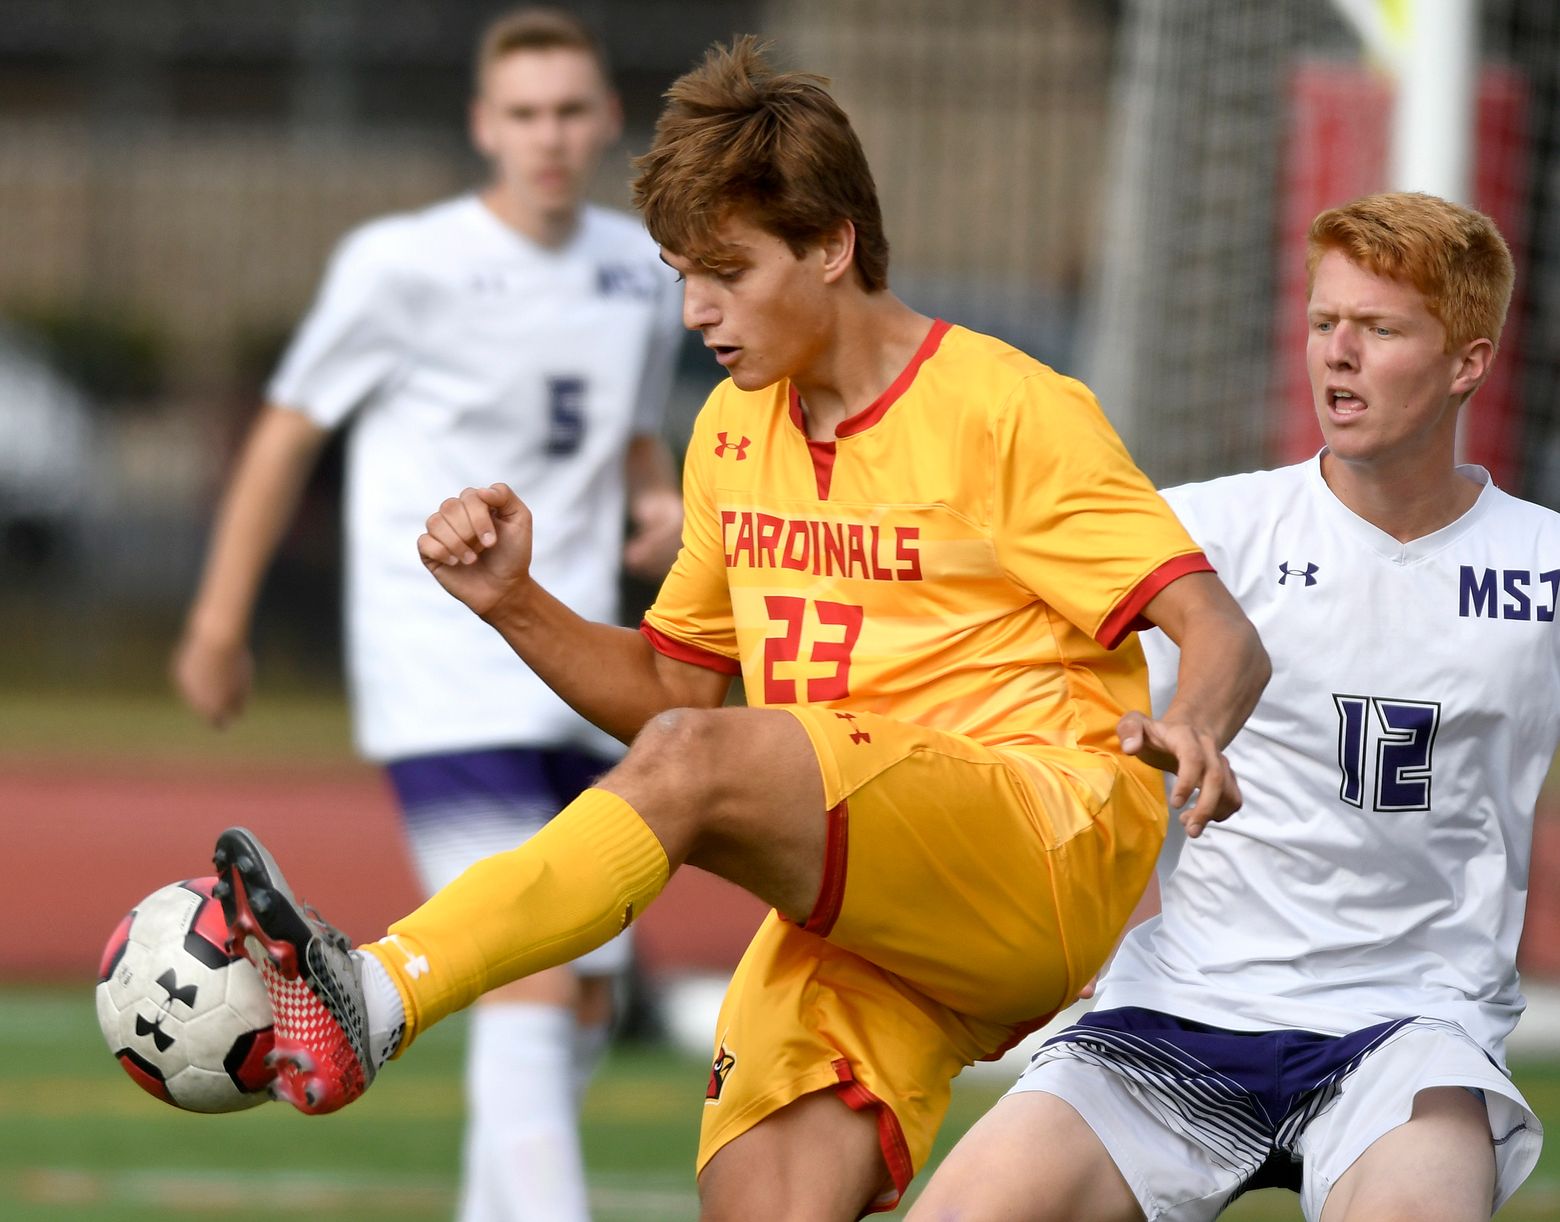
top-left (762, 596), bottom-right (864, 704)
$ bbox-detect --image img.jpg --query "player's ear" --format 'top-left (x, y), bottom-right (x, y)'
top-left (602, 89), bottom-right (625, 146)
top-left (818, 220), bottom-right (857, 286)
top-left (470, 94), bottom-right (496, 160)
top-left (1450, 336), bottom-right (1495, 400)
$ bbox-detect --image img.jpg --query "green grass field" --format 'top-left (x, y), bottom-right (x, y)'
top-left (8, 689), bottom-right (1560, 1218)
top-left (4, 986), bottom-right (1557, 1220)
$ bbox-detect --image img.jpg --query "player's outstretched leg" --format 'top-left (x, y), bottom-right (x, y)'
top-left (213, 826), bottom-right (380, 1114)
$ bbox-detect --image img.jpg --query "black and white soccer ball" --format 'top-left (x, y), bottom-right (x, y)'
top-left (96, 876), bottom-right (276, 1112)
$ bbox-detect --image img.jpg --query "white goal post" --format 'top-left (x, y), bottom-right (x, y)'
top-left (1332, 0), bottom-right (1480, 204)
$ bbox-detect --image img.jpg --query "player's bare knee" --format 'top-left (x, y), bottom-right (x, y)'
top-left (607, 708), bottom-right (738, 842)
top-left (621, 708), bottom-right (727, 796)
top-left (624, 702), bottom-right (711, 770)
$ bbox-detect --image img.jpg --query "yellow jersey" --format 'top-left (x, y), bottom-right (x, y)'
top-left (642, 321), bottom-right (1209, 791)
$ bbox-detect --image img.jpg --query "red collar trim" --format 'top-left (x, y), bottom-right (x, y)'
top-left (786, 318), bottom-right (952, 439)
top-left (807, 439), bottom-right (837, 500)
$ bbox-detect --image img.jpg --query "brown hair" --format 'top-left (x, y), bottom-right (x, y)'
top-left (632, 36), bottom-right (890, 291)
top-left (474, 7), bottom-right (610, 89)
top-left (1306, 192), bottom-right (1514, 352)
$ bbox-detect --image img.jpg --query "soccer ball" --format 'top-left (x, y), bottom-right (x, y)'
top-left (96, 876), bottom-right (276, 1112)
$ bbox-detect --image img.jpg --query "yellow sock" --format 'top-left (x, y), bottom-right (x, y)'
top-left (360, 788), bottom-right (669, 1051)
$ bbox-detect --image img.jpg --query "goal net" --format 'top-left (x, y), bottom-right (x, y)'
top-left (1080, 0), bottom-right (1560, 493)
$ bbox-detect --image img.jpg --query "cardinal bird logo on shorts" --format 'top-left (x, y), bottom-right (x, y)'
top-left (706, 1042), bottom-right (736, 1102)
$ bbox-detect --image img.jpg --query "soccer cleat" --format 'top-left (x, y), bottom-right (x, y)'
top-left (212, 827), bottom-right (375, 1114)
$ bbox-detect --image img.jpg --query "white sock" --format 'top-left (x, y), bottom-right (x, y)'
top-left (458, 1003), bottom-right (589, 1222)
top-left (571, 1019), bottom-right (611, 1109)
top-left (354, 949), bottom-right (405, 1070)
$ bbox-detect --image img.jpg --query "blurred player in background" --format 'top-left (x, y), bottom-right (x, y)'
top-left (171, 9), bottom-right (683, 1221)
top-left (913, 193), bottom-right (1553, 1222)
top-left (206, 37), bottom-right (1269, 1219)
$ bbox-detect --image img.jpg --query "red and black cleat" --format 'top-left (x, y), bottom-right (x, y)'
top-left (212, 827), bottom-right (376, 1115)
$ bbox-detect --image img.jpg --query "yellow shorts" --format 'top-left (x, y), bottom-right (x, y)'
top-left (696, 707), bottom-right (1165, 1212)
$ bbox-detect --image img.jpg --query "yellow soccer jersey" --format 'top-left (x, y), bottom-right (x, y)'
top-left (641, 320), bottom-right (1210, 787)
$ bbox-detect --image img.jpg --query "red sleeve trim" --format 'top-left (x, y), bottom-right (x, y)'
top-left (1095, 552), bottom-right (1216, 650)
top-left (637, 621), bottom-right (742, 676)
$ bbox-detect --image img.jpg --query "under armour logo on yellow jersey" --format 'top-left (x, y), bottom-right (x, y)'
top-left (714, 431), bottom-right (751, 460)
top-left (834, 711), bottom-right (872, 744)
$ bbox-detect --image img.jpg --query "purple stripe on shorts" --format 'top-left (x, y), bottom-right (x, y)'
top-left (1044, 1007), bottom-right (1413, 1131)
top-left (385, 746), bottom-right (614, 818)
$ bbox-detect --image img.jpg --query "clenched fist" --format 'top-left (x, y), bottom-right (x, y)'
top-left (418, 483), bottom-right (536, 620)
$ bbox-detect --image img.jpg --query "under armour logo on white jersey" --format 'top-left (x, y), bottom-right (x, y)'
top-left (597, 263), bottom-right (661, 300)
top-left (380, 934), bottom-right (430, 979)
top-left (469, 269), bottom-right (510, 295)
top-left (1278, 561), bottom-right (1319, 587)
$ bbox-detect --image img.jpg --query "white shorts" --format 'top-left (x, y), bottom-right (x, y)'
top-left (1009, 1010), bottom-right (1541, 1221)
top-left (385, 746), bottom-right (632, 977)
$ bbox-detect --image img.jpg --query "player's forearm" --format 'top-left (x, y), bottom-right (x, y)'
top-left (183, 405), bottom-right (329, 644)
top-left (1141, 571), bottom-right (1270, 748)
top-left (625, 433), bottom-right (679, 499)
top-left (1163, 606), bottom-right (1270, 748)
top-left (622, 434), bottom-right (685, 580)
top-left (483, 583), bottom-right (723, 743)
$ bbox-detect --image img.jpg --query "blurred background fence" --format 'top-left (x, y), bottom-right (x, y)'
top-left (4, 0), bottom-right (1559, 676)
top-left (7, 10), bottom-right (1560, 1218)
top-left (3, 0), bottom-right (1560, 974)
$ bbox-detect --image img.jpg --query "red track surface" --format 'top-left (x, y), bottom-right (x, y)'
top-left (3, 758), bottom-right (767, 982)
top-left (10, 756), bottom-right (1559, 984)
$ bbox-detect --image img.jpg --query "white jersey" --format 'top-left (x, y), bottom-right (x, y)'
top-left (1098, 455), bottom-right (1560, 1065)
top-left (269, 195), bottom-right (682, 761)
